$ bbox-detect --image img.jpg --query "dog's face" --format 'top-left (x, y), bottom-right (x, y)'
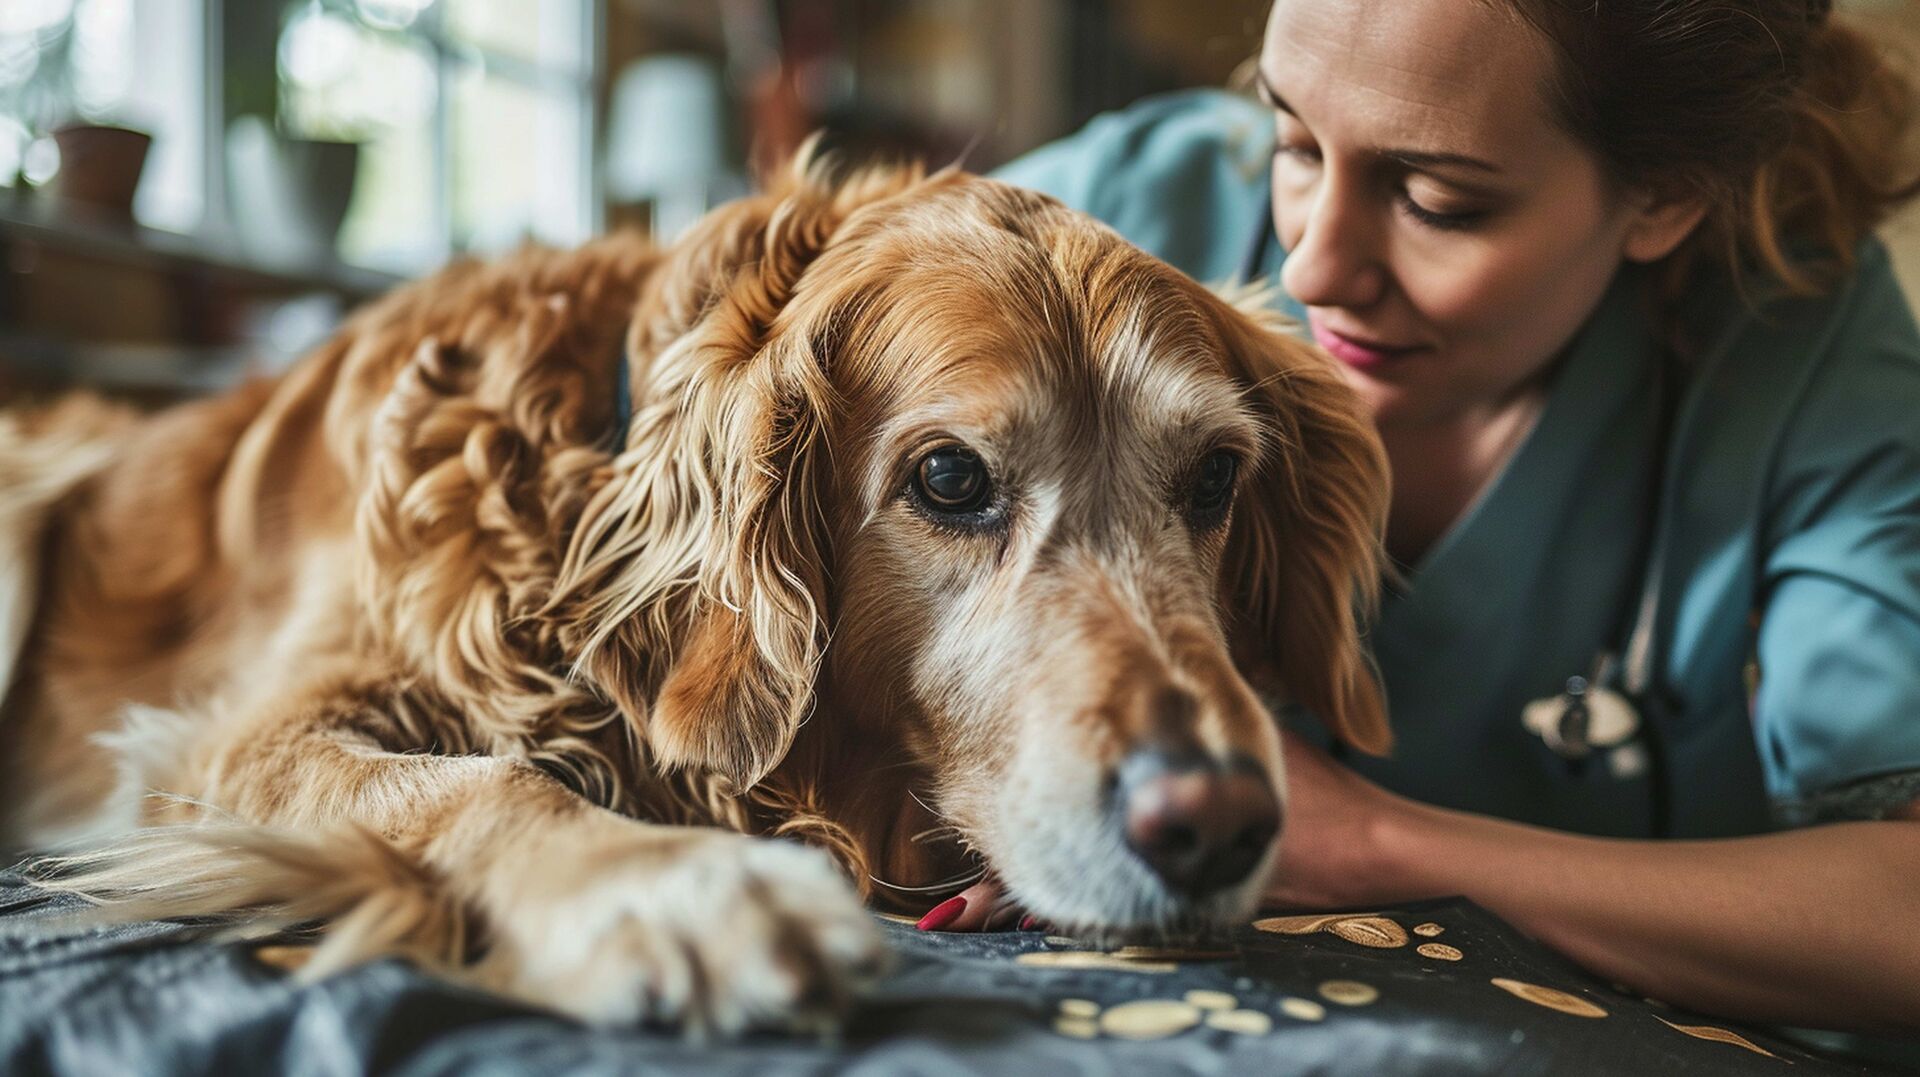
top-left (559, 165), bottom-right (1389, 939)
top-left (823, 249), bottom-right (1298, 933)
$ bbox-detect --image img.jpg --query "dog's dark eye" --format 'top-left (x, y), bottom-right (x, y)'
top-left (915, 447), bottom-right (991, 513)
top-left (1190, 450), bottom-right (1239, 520)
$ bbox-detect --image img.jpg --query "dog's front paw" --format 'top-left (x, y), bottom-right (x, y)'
top-left (475, 827), bottom-right (887, 1032)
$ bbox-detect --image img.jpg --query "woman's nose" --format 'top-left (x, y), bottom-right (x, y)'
top-left (1278, 178), bottom-right (1389, 311)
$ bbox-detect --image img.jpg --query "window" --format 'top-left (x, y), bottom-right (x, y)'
top-left (279, 0), bottom-right (599, 274)
top-left (0, 0), bottom-right (205, 233)
top-left (1, 0), bottom-right (597, 278)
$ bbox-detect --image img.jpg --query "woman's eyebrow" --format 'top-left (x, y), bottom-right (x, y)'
top-left (1254, 70), bottom-right (1293, 115)
top-left (1255, 69), bottom-right (1503, 176)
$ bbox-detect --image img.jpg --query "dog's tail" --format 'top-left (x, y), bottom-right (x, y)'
top-left (19, 819), bottom-right (470, 983)
top-left (0, 396), bottom-right (131, 700)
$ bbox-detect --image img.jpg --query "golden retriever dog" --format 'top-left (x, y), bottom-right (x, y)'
top-left (0, 156), bottom-right (1389, 1033)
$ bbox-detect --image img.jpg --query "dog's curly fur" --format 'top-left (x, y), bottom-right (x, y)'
top-left (0, 156), bottom-right (1390, 1031)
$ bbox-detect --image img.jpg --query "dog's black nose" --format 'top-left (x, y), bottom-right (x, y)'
top-left (1115, 748), bottom-right (1280, 897)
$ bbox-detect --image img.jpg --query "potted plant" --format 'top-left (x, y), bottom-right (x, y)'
top-left (220, 0), bottom-right (362, 267)
top-left (0, 7), bottom-right (152, 222)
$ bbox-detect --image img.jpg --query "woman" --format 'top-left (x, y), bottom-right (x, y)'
top-left (969, 0), bottom-right (1920, 1039)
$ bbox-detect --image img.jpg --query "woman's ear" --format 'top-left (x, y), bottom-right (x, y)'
top-left (556, 155), bottom-right (926, 792)
top-left (1622, 189), bottom-right (1711, 265)
top-left (1202, 285), bottom-right (1395, 756)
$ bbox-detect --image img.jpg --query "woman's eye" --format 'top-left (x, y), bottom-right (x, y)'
top-left (1399, 191), bottom-right (1490, 231)
top-left (914, 447), bottom-right (992, 514)
top-left (1275, 140), bottom-right (1321, 165)
top-left (1190, 450), bottom-right (1239, 521)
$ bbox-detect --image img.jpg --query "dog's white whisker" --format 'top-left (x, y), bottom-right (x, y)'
top-left (905, 789), bottom-right (941, 818)
top-left (863, 867), bottom-right (986, 895)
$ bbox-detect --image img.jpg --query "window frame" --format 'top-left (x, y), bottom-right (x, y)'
top-left (266, 0), bottom-right (604, 271)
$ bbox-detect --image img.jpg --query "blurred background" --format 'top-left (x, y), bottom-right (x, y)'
top-left (0, 0), bottom-right (1915, 400)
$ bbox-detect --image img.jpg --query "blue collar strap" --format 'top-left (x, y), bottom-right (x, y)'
top-left (608, 346), bottom-right (633, 450)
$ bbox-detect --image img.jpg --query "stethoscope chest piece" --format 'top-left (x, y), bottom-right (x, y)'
top-left (1522, 675), bottom-right (1642, 760)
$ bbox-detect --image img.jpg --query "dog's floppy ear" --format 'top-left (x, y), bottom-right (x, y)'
top-left (558, 157), bottom-right (925, 792)
top-left (1204, 289), bottom-right (1394, 756)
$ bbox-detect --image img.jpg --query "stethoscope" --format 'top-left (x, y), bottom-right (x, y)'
top-left (1238, 185), bottom-right (1676, 828)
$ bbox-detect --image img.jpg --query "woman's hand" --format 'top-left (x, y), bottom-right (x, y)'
top-left (1271, 738), bottom-right (1920, 1031)
top-left (1265, 727), bottom-right (1426, 910)
top-left (914, 730), bottom-right (1920, 1030)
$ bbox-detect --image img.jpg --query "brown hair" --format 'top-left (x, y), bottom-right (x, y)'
top-left (1499, 0), bottom-right (1920, 296)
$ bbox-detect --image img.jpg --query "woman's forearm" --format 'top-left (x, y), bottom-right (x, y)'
top-left (1374, 802), bottom-right (1920, 1031)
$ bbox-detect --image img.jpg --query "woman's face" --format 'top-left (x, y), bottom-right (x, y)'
top-left (1260, 0), bottom-right (1680, 429)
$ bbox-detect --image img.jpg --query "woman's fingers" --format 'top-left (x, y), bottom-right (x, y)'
top-left (916, 877), bottom-right (1018, 932)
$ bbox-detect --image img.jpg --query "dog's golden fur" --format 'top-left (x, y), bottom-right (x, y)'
top-left (0, 158), bottom-right (1389, 1030)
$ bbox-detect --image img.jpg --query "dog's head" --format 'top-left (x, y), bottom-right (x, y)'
top-left (560, 158), bottom-right (1390, 937)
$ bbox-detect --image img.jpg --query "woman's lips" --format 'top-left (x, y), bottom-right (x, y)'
top-left (1309, 318), bottom-right (1428, 372)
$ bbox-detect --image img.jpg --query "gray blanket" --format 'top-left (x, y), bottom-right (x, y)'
top-left (0, 873), bottom-right (1897, 1075)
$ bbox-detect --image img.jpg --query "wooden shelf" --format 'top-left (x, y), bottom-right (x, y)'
top-left (0, 191), bottom-right (405, 399)
top-left (0, 191), bottom-right (402, 301)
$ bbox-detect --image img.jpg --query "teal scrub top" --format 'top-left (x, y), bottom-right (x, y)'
top-left (995, 90), bottom-right (1920, 839)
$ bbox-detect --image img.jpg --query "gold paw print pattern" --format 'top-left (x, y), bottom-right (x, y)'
top-left (1015, 943), bottom-right (1233, 974)
top-left (1655, 1016), bottom-right (1783, 1059)
top-left (1028, 912), bottom-right (1791, 1061)
top-left (1248, 914), bottom-right (1787, 1058)
top-left (1254, 913), bottom-right (1441, 956)
top-left (1489, 977), bottom-right (1608, 1019)
top-left (1488, 976), bottom-right (1789, 1060)
top-left (1049, 989), bottom-right (1349, 1042)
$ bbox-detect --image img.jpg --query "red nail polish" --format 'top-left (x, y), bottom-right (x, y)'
top-left (916, 895), bottom-right (968, 931)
